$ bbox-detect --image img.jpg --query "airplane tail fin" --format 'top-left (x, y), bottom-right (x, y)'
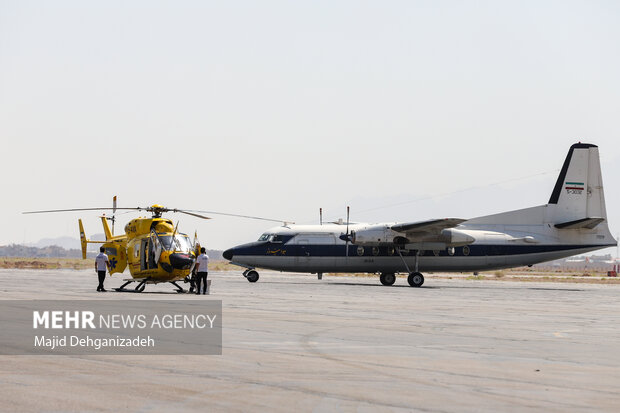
top-left (548, 143), bottom-right (608, 225)
top-left (78, 219), bottom-right (88, 260)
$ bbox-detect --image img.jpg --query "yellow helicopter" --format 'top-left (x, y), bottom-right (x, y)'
top-left (24, 199), bottom-right (212, 292)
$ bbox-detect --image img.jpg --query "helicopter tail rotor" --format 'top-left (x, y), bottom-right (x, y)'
top-left (111, 196), bottom-right (117, 235)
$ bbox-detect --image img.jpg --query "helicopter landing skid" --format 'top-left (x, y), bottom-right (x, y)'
top-left (169, 281), bottom-right (186, 293)
top-left (115, 278), bottom-right (150, 293)
top-left (114, 278), bottom-right (190, 293)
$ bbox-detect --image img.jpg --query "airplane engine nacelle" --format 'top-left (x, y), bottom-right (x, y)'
top-left (351, 225), bottom-right (404, 245)
top-left (441, 228), bottom-right (476, 246)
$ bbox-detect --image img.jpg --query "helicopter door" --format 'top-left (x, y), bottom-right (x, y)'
top-left (140, 239), bottom-right (148, 271)
top-left (151, 232), bottom-right (162, 266)
top-left (103, 242), bottom-right (127, 275)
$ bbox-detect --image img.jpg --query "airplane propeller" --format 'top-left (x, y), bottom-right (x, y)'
top-left (338, 206), bottom-right (352, 257)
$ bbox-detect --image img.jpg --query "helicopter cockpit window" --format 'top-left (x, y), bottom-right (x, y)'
top-left (258, 234), bottom-right (271, 242)
top-left (158, 234), bottom-right (192, 252)
top-left (175, 235), bottom-right (192, 252)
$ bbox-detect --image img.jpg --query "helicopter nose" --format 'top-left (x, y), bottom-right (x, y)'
top-left (169, 253), bottom-right (194, 270)
top-left (223, 248), bottom-right (234, 261)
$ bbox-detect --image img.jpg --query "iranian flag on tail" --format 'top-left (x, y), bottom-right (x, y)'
top-left (565, 181), bottom-right (585, 190)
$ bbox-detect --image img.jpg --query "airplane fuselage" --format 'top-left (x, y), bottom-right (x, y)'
top-left (223, 221), bottom-right (614, 274)
top-left (223, 143), bottom-right (617, 286)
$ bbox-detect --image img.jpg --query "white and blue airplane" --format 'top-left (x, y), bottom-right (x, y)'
top-left (223, 143), bottom-right (616, 287)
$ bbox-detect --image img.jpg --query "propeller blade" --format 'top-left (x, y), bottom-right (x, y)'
top-left (345, 206), bottom-right (350, 258)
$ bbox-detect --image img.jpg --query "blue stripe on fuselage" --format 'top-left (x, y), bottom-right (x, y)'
top-left (228, 243), bottom-right (614, 258)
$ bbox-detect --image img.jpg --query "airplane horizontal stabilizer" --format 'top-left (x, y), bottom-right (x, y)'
top-left (554, 217), bottom-right (605, 229)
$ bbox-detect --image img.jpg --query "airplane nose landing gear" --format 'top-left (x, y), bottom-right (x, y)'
top-left (243, 269), bottom-right (259, 283)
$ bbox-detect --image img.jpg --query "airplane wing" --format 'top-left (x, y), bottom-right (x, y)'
top-left (391, 218), bottom-right (466, 235)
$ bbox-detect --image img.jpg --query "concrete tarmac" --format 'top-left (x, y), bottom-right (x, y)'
top-left (1, 268), bottom-right (619, 412)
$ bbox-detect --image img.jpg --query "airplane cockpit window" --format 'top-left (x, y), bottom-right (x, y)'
top-left (257, 233), bottom-right (294, 243)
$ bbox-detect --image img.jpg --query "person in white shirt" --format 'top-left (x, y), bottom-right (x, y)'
top-left (194, 247), bottom-right (209, 295)
top-left (95, 246), bottom-right (111, 292)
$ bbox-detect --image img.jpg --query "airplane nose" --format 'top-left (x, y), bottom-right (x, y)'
top-left (223, 248), bottom-right (234, 261)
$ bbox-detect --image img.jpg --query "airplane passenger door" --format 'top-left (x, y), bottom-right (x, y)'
top-left (296, 240), bottom-right (311, 266)
top-left (294, 234), bottom-right (336, 269)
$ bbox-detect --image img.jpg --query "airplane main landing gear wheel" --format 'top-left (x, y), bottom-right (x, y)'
top-left (246, 270), bottom-right (259, 283)
top-left (408, 272), bottom-right (424, 287)
top-left (380, 272), bottom-right (396, 286)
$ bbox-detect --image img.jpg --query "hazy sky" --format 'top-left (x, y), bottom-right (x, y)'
top-left (1, 0), bottom-right (619, 255)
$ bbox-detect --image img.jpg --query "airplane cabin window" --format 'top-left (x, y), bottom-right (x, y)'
top-left (291, 234), bottom-right (335, 244)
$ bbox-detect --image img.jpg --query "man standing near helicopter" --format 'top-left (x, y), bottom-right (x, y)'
top-left (194, 247), bottom-right (209, 295)
top-left (95, 246), bottom-right (111, 292)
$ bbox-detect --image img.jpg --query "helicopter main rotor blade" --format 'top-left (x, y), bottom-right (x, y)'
top-left (174, 210), bottom-right (211, 220)
top-left (23, 205), bottom-right (287, 223)
top-left (22, 207), bottom-right (141, 214)
top-left (184, 209), bottom-right (293, 223)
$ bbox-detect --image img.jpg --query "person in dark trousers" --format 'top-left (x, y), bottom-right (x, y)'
top-left (195, 247), bottom-right (209, 295)
top-left (95, 246), bottom-right (111, 292)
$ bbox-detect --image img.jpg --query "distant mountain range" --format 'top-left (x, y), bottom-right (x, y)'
top-left (29, 234), bottom-right (105, 251)
top-left (0, 244), bottom-right (87, 258)
top-left (2, 236), bottom-right (223, 259)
